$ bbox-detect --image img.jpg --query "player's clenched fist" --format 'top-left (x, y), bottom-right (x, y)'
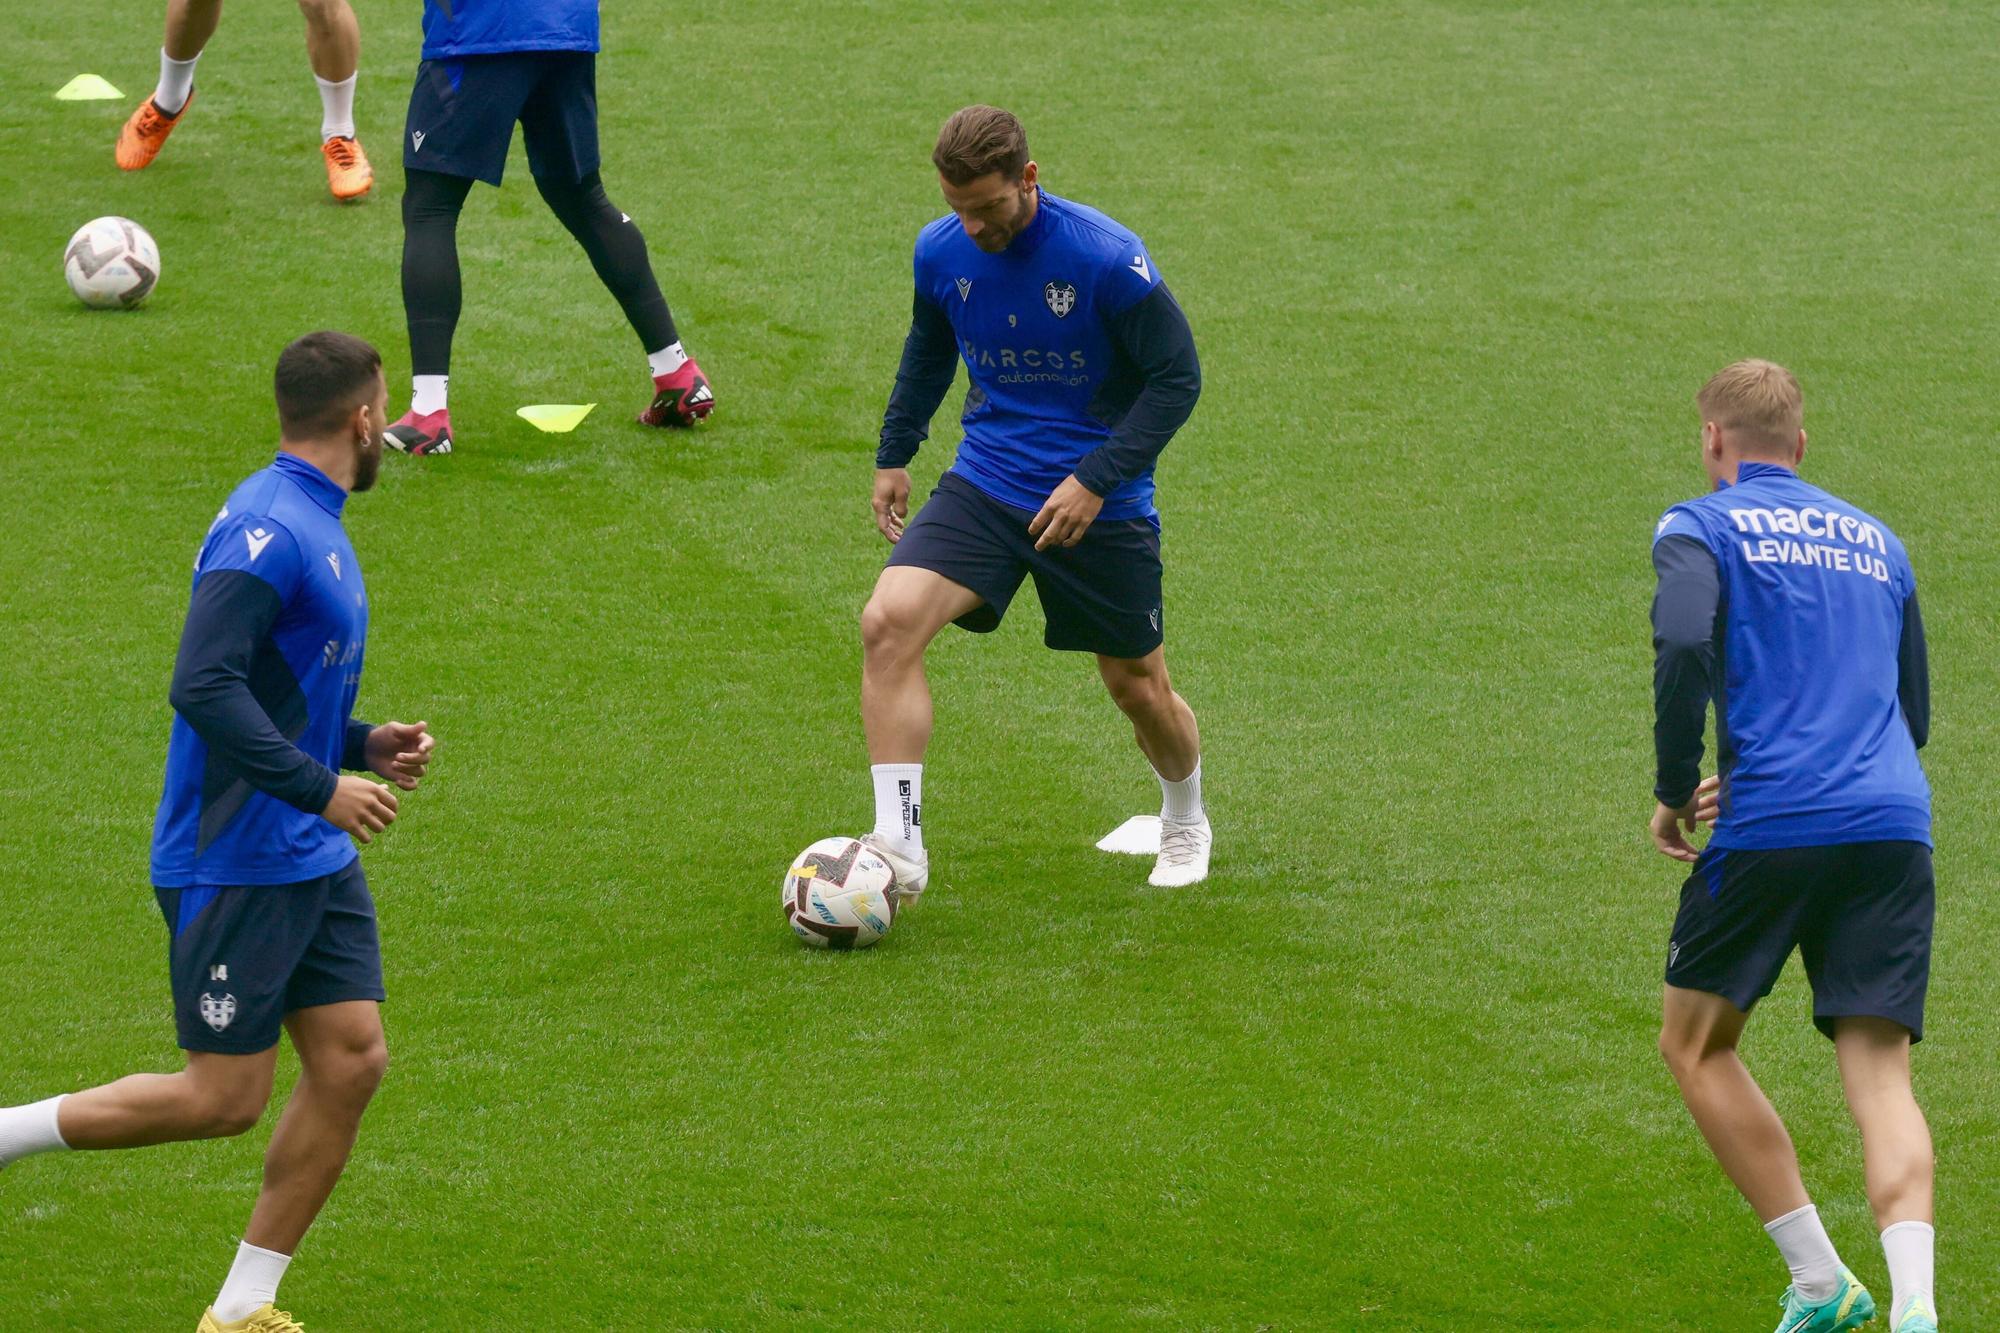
top-left (873, 468), bottom-right (912, 543)
top-left (323, 775), bottom-right (400, 844)
top-left (366, 720), bottom-right (436, 790)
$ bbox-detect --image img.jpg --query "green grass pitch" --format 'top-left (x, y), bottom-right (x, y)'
top-left (2, 1), bottom-right (1997, 1327)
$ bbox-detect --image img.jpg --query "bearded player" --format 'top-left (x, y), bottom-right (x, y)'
top-left (385, 0), bottom-right (712, 456)
top-left (0, 334), bottom-right (434, 1333)
top-left (1652, 361), bottom-right (1937, 1333)
top-left (116, 0), bottom-right (374, 200)
top-left (860, 105), bottom-right (1208, 895)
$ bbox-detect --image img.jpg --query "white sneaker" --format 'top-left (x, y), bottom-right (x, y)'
top-left (1148, 817), bottom-right (1212, 887)
top-left (861, 833), bottom-right (930, 904)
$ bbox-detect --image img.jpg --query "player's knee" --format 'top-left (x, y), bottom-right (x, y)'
top-left (195, 1081), bottom-right (271, 1138)
top-left (328, 1036), bottom-right (390, 1101)
top-left (296, 0), bottom-right (342, 24)
top-left (1657, 1025), bottom-right (1692, 1077)
top-left (860, 596), bottom-right (922, 662)
top-left (1104, 667), bottom-right (1169, 719)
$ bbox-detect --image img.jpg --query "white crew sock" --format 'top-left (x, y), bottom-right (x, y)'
top-left (870, 763), bottom-right (923, 857)
top-left (1881, 1220), bottom-right (1935, 1324)
top-left (648, 341), bottom-right (689, 379)
top-left (156, 48), bottom-right (200, 116)
top-left (315, 72), bottom-right (357, 142)
top-left (1157, 759), bottom-right (1204, 824)
top-left (214, 1241), bottom-right (292, 1322)
top-left (0, 1095), bottom-right (70, 1166)
top-left (1765, 1203), bottom-right (1842, 1304)
top-left (411, 375), bottom-right (448, 416)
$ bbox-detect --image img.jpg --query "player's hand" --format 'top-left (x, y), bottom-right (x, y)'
top-left (873, 468), bottom-right (912, 544)
top-left (1691, 773), bottom-right (1721, 826)
top-left (1649, 777), bottom-right (1718, 863)
top-left (323, 775), bottom-right (400, 845)
top-left (1029, 475), bottom-right (1105, 551)
top-left (366, 720), bottom-right (436, 791)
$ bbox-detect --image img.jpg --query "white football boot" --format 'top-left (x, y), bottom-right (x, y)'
top-left (861, 833), bottom-right (931, 904)
top-left (1148, 817), bottom-right (1212, 888)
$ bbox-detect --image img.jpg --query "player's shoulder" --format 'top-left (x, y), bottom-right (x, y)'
top-left (202, 467), bottom-right (310, 566)
top-left (1042, 191), bottom-right (1143, 257)
top-left (914, 213), bottom-right (964, 263)
top-left (1653, 493), bottom-right (1725, 547)
top-left (1042, 192), bottom-right (1162, 309)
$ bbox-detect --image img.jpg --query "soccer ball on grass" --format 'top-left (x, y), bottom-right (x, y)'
top-left (783, 837), bottom-right (898, 949)
top-left (64, 216), bottom-right (160, 309)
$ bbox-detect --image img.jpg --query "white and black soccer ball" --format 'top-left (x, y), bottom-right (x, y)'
top-left (63, 216), bottom-right (160, 309)
top-left (782, 837), bottom-right (898, 950)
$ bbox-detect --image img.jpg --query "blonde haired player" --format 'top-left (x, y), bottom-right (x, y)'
top-left (1651, 361), bottom-right (1938, 1333)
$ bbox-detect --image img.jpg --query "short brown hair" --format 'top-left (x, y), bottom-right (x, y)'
top-left (932, 105), bottom-right (1029, 185)
top-left (275, 331), bottom-right (382, 438)
top-left (1697, 358), bottom-right (1802, 451)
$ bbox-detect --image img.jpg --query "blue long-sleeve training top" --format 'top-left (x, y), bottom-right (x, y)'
top-left (877, 188), bottom-right (1201, 524)
top-left (421, 0), bottom-right (599, 58)
top-left (151, 453), bottom-right (372, 888)
top-left (1650, 460), bottom-right (1930, 850)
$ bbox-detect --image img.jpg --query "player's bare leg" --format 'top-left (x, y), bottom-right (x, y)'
top-left (1836, 1016), bottom-right (1936, 1328)
top-left (242, 1001), bottom-right (388, 1253)
top-left (185, 1002), bottom-right (389, 1330)
top-left (299, 0), bottom-right (370, 198)
top-left (1660, 984), bottom-right (1872, 1315)
top-left (115, 0), bottom-right (220, 169)
top-left (858, 565), bottom-right (985, 898)
top-left (163, 0), bottom-right (223, 59)
top-left (1659, 986), bottom-right (1810, 1217)
top-left (1099, 649), bottom-right (1208, 886)
top-left (47, 1048), bottom-right (277, 1148)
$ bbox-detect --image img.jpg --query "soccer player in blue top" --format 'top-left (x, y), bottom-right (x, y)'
top-left (386, 0), bottom-right (714, 456)
top-left (1651, 362), bottom-right (1937, 1333)
top-left (0, 333), bottom-right (436, 1333)
top-left (860, 106), bottom-right (1208, 894)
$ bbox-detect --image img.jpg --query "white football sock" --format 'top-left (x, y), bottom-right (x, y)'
top-left (1881, 1220), bottom-right (1934, 1324)
top-left (648, 341), bottom-right (689, 378)
top-left (1765, 1203), bottom-right (1842, 1304)
top-left (214, 1241), bottom-right (292, 1322)
top-left (1157, 759), bottom-right (1204, 824)
top-left (315, 72), bottom-right (357, 142)
top-left (0, 1095), bottom-right (70, 1166)
top-left (156, 48), bottom-right (200, 116)
top-left (411, 375), bottom-right (448, 416)
top-left (871, 763), bottom-right (923, 857)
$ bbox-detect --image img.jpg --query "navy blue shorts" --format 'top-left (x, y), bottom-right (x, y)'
top-left (886, 473), bottom-right (1165, 659)
top-left (403, 52), bottom-right (600, 186)
top-left (154, 860), bottom-right (386, 1055)
top-left (1665, 841), bottom-right (1934, 1041)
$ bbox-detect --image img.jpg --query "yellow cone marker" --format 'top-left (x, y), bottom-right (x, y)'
top-left (516, 403), bottom-right (596, 433)
top-left (56, 74), bottom-right (124, 100)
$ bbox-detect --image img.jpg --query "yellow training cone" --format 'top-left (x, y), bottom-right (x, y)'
top-left (56, 74), bottom-right (124, 100)
top-left (516, 403), bottom-right (596, 433)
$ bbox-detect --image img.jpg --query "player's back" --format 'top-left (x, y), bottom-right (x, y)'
top-left (1657, 461), bottom-right (1928, 850)
top-left (421, 0), bottom-right (599, 59)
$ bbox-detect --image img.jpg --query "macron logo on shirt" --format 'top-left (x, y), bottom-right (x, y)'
top-left (244, 528), bottom-right (274, 562)
top-left (1129, 254), bottom-right (1152, 282)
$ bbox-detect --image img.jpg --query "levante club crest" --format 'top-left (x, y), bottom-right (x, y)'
top-left (1044, 280), bottom-right (1077, 318)
top-left (199, 992), bottom-right (237, 1033)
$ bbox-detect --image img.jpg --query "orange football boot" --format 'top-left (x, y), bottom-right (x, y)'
top-left (322, 135), bottom-right (373, 200)
top-left (115, 91), bottom-right (192, 171)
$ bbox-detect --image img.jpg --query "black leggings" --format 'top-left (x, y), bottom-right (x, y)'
top-left (401, 166), bottom-right (680, 376)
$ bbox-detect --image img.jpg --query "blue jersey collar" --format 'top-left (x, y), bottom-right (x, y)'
top-left (273, 451), bottom-right (348, 516)
top-left (1005, 187), bottom-right (1054, 259)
